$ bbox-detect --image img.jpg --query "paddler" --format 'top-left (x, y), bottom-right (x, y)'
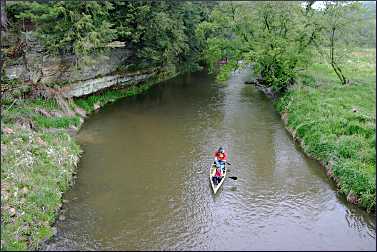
top-left (213, 146), bottom-right (227, 172)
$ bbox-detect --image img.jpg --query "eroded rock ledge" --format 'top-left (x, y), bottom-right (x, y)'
top-left (59, 69), bottom-right (158, 98)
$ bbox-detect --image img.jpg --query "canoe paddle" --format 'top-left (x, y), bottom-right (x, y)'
top-left (225, 162), bottom-right (237, 180)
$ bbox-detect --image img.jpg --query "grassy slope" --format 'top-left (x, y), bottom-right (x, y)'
top-left (1, 98), bottom-right (82, 250)
top-left (275, 48), bottom-right (376, 212)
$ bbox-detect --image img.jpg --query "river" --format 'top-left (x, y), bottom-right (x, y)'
top-left (46, 69), bottom-right (376, 250)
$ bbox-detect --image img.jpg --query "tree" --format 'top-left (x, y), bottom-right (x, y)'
top-left (245, 2), bottom-right (318, 92)
top-left (12, 1), bottom-right (116, 65)
top-left (108, 0), bottom-right (212, 72)
top-left (315, 1), bottom-right (368, 85)
top-left (196, 2), bottom-right (246, 80)
top-left (6, 0), bottom-right (212, 72)
top-left (198, 1), bottom-right (319, 92)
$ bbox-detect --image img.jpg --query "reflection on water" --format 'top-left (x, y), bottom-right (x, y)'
top-left (46, 69), bottom-right (376, 251)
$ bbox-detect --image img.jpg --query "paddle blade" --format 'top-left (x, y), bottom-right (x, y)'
top-left (229, 176), bottom-right (237, 180)
top-left (226, 162), bottom-right (231, 165)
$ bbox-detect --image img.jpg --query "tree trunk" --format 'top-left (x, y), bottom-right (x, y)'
top-left (330, 27), bottom-right (348, 85)
top-left (0, 0), bottom-right (7, 31)
top-left (331, 62), bottom-right (347, 85)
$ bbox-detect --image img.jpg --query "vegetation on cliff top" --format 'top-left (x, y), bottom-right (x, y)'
top-left (5, 0), bottom-right (213, 71)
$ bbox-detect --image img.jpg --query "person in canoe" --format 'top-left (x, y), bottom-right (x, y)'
top-left (212, 166), bottom-right (223, 185)
top-left (214, 146), bottom-right (227, 172)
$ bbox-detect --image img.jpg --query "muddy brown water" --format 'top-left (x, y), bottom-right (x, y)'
top-left (46, 69), bottom-right (376, 250)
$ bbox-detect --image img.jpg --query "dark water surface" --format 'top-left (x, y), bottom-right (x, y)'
top-left (47, 69), bottom-right (376, 250)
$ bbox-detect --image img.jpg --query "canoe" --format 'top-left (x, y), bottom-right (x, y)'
top-left (209, 163), bottom-right (227, 194)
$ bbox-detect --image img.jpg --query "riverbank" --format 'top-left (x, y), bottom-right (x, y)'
top-left (251, 48), bottom-right (376, 212)
top-left (0, 70), bottom-right (179, 250)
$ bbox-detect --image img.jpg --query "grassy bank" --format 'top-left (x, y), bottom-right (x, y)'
top-left (275, 48), bottom-right (376, 212)
top-left (1, 71), bottom-right (175, 250)
top-left (1, 100), bottom-right (82, 250)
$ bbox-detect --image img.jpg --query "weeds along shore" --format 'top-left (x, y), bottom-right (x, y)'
top-left (273, 49), bottom-right (376, 212)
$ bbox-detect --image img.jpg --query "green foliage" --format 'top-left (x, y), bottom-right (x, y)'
top-left (275, 49), bottom-right (376, 211)
top-left (299, 73), bottom-right (316, 87)
top-left (2, 98), bottom-right (64, 126)
top-left (314, 2), bottom-right (373, 84)
top-left (199, 1), bottom-right (375, 91)
top-left (7, 1), bottom-right (212, 72)
top-left (75, 89), bottom-right (126, 113)
top-left (9, 1), bottom-right (116, 64)
top-left (109, 1), bottom-right (211, 71)
top-left (248, 2), bottom-right (317, 92)
top-left (31, 99), bottom-right (59, 111)
top-left (332, 159), bottom-right (375, 211)
top-left (359, 2), bottom-right (376, 47)
top-left (198, 2), bottom-right (318, 93)
top-left (2, 4), bottom-right (375, 251)
top-left (337, 135), bottom-right (364, 159)
top-left (196, 2), bottom-right (247, 78)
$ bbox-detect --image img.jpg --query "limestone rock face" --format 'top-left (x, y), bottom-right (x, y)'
top-left (4, 64), bottom-right (29, 80)
top-left (4, 32), bottom-right (132, 86)
top-left (59, 70), bottom-right (157, 98)
top-left (36, 49), bottom-right (131, 84)
top-left (2, 32), bottom-right (163, 98)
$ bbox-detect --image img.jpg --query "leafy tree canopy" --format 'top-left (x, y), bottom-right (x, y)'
top-left (6, 0), bottom-right (214, 71)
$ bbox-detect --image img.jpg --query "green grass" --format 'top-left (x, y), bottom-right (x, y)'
top-left (75, 89), bottom-right (129, 113)
top-left (1, 126), bottom-right (81, 250)
top-left (2, 98), bottom-right (81, 130)
top-left (1, 94), bottom-right (84, 250)
top-left (31, 99), bottom-right (60, 110)
top-left (33, 115), bottom-right (81, 129)
top-left (75, 73), bottom-right (168, 113)
top-left (276, 48), bottom-right (376, 212)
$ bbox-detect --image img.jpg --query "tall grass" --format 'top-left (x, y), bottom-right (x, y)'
top-left (276, 48), bottom-right (376, 211)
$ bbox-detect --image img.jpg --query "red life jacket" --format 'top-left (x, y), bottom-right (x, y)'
top-left (215, 168), bottom-right (222, 177)
top-left (214, 151), bottom-right (227, 161)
